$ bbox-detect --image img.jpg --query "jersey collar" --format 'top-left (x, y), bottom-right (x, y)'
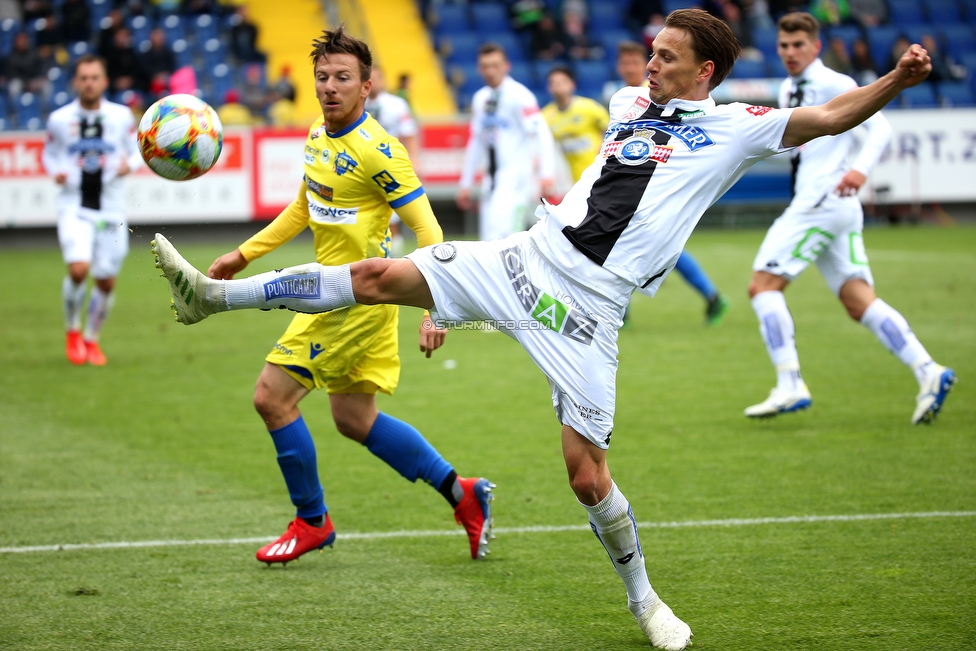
top-left (326, 111), bottom-right (367, 138)
top-left (792, 57), bottom-right (825, 83)
top-left (653, 94), bottom-right (716, 116)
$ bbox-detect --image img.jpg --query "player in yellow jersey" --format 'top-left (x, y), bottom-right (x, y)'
top-left (541, 65), bottom-right (610, 187)
top-left (203, 26), bottom-right (494, 565)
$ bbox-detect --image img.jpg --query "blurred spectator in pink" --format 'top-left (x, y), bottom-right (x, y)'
top-left (168, 66), bottom-right (197, 94)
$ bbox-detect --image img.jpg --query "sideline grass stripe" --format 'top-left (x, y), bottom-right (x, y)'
top-left (3, 510), bottom-right (974, 555)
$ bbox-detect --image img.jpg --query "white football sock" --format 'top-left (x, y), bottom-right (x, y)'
top-left (223, 263), bottom-right (356, 313)
top-left (751, 291), bottom-right (802, 391)
top-left (581, 482), bottom-right (658, 615)
top-left (62, 276), bottom-right (87, 331)
top-left (83, 286), bottom-right (114, 343)
top-left (860, 298), bottom-right (933, 384)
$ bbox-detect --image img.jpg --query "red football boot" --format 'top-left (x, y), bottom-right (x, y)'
top-left (454, 477), bottom-right (495, 559)
top-left (256, 515), bottom-right (335, 566)
top-left (85, 340), bottom-right (107, 366)
top-left (66, 331), bottom-right (87, 365)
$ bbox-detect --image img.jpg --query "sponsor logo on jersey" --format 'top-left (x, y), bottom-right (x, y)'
top-left (273, 343), bottom-right (293, 356)
top-left (306, 195), bottom-right (359, 224)
top-left (377, 142), bottom-right (392, 159)
top-left (263, 274), bottom-right (321, 301)
top-left (746, 105), bottom-right (774, 117)
top-left (304, 175), bottom-right (333, 201)
top-left (609, 119), bottom-right (714, 151)
top-left (372, 170), bottom-right (400, 193)
top-left (619, 95), bottom-right (651, 121)
top-left (309, 342), bottom-right (325, 360)
top-left (310, 126), bottom-right (324, 140)
top-left (321, 149), bottom-right (330, 164)
top-left (305, 145), bottom-right (320, 157)
top-left (431, 243), bottom-right (457, 263)
top-left (522, 105), bottom-right (541, 117)
top-left (604, 137), bottom-right (673, 165)
top-left (334, 151), bottom-right (358, 176)
top-left (304, 152), bottom-right (316, 165)
top-left (357, 127), bottom-right (372, 140)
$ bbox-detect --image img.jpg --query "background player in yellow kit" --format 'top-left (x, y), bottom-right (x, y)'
top-left (204, 26), bottom-right (494, 564)
top-left (542, 65), bottom-right (610, 190)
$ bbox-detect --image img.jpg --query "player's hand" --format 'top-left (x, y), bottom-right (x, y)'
top-left (835, 170), bottom-right (867, 197)
top-left (893, 44), bottom-right (931, 88)
top-left (54, 173), bottom-right (68, 185)
top-left (419, 313), bottom-right (447, 358)
top-left (208, 248), bottom-right (248, 279)
top-left (117, 159), bottom-right (131, 177)
top-left (456, 188), bottom-right (473, 211)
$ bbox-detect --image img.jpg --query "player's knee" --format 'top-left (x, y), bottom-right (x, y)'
top-left (844, 302), bottom-right (866, 321)
top-left (567, 467), bottom-right (603, 505)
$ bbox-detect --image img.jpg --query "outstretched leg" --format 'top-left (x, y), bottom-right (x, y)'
top-left (675, 251), bottom-right (730, 326)
top-left (562, 427), bottom-right (692, 650)
top-left (151, 233), bottom-right (432, 324)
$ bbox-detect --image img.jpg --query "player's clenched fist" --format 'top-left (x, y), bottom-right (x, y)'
top-left (894, 44), bottom-right (932, 87)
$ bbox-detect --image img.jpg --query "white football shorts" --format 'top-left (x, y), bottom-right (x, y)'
top-left (753, 193), bottom-right (874, 295)
top-left (58, 207), bottom-right (129, 279)
top-left (407, 231), bottom-right (624, 449)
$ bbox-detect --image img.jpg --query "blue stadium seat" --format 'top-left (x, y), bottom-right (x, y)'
top-left (962, 0), bottom-right (976, 23)
top-left (532, 59), bottom-right (563, 85)
top-left (47, 65), bottom-right (69, 94)
top-left (50, 90), bottom-right (72, 111)
top-left (89, 0), bottom-right (111, 23)
top-left (575, 60), bottom-right (611, 87)
top-left (67, 40), bottom-right (91, 66)
top-left (752, 26), bottom-right (779, 60)
top-left (442, 32), bottom-right (480, 65)
top-left (15, 92), bottom-right (43, 131)
top-left (0, 93), bottom-right (8, 130)
top-left (201, 37), bottom-right (226, 69)
top-left (925, 0), bottom-right (963, 23)
top-left (576, 80), bottom-right (604, 102)
top-left (867, 25), bottom-right (900, 72)
top-left (0, 18), bottom-right (19, 56)
top-left (479, 31), bottom-right (523, 61)
top-left (940, 25), bottom-right (976, 59)
top-left (663, 0), bottom-right (703, 14)
top-left (161, 13), bottom-right (186, 45)
top-left (589, 4), bottom-right (624, 32)
top-left (509, 61), bottom-right (533, 85)
top-left (470, 3), bottom-right (510, 32)
top-left (825, 24), bottom-right (863, 49)
top-left (888, 0), bottom-right (925, 24)
top-left (434, 4), bottom-right (470, 37)
top-left (900, 25), bottom-right (937, 46)
top-left (209, 63), bottom-right (236, 104)
top-left (937, 81), bottom-right (975, 105)
top-left (898, 83), bottom-right (938, 107)
top-left (171, 38), bottom-right (194, 68)
top-left (766, 56), bottom-right (787, 79)
top-left (192, 14), bottom-right (220, 42)
top-left (128, 15), bottom-right (153, 44)
top-left (600, 30), bottom-right (644, 56)
top-left (729, 58), bottom-right (766, 79)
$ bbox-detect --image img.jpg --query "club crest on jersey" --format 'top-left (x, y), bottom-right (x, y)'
top-left (609, 119), bottom-right (714, 151)
top-left (334, 151), bottom-right (358, 176)
top-left (605, 136), bottom-right (673, 165)
top-left (431, 243), bottom-right (457, 263)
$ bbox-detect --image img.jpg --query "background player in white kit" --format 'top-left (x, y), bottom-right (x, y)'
top-left (456, 43), bottom-right (556, 241)
top-left (43, 53), bottom-right (141, 366)
top-left (366, 65), bottom-right (419, 256)
top-left (744, 12), bottom-right (956, 424)
top-left (154, 10), bottom-right (936, 648)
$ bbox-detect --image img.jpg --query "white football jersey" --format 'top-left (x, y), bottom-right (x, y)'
top-left (779, 58), bottom-right (890, 212)
top-left (459, 75), bottom-right (555, 189)
top-left (530, 86), bottom-right (795, 305)
top-left (365, 90), bottom-right (418, 140)
top-left (43, 99), bottom-right (142, 216)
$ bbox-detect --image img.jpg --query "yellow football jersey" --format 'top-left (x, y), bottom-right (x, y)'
top-left (542, 96), bottom-right (610, 182)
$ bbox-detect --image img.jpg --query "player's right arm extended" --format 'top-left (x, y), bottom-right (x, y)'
top-left (783, 44), bottom-right (931, 148)
top-left (395, 192), bottom-right (443, 248)
top-left (238, 183), bottom-right (311, 262)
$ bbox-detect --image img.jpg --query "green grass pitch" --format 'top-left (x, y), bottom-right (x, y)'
top-left (1, 224), bottom-right (974, 650)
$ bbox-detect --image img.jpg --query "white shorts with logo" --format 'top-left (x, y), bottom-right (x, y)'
top-left (58, 207), bottom-right (129, 279)
top-left (406, 232), bottom-right (624, 449)
top-left (753, 194), bottom-right (874, 295)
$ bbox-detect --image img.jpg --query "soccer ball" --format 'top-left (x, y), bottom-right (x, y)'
top-left (138, 94), bottom-right (223, 181)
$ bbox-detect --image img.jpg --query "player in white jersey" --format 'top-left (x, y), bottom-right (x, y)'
top-left (456, 43), bottom-right (556, 241)
top-left (366, 65), bottom-right (419, 256)
top-left (744, 13), bottom-right (956, 424)
top-left (153, 10), bottom-right (935, 648)
top-left (43, 54), bottom-right (141, 366)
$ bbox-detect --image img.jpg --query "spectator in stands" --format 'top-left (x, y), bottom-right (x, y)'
top-left (60, 0), bottom-right (90, 44)
top-left (34, 12), bottom-right (64, 49)
top-left (509, 0), bottom-right (547, 38)
top-left (239, 62), bottom-right (269, 119)
top-left (628, 0), bottom-right (664, 34)
top-left (601, 40), bottom-right (647, 106)
top-left (563, 0), bottom-right (588, 22)
top-left (141, 27), bottom-right (176, 98)
top-left (217, 88), bottom-right (253, 126)
top-left (106, 27), bottom-right (147, 94)
top-left (181, 0), bottom-right (215, 15)
top-left (744, 0), bottom-right (774, 30)
top-left (886, 36), bottom-right (910, 74)
top-left (921, 34), bottom-right (963, 84)
top-left (228, 7), bottom-right (266, 64)
top-left (530, 12), bottom-right (570, 61)
top-left (848, 0), bottom-right (886, 28)
top-left (850, 37), bottom-right (878, 85)
top-left (97, 9), bottom-right (124, 60)
top-left (809, 0), bottom-right (851, 26)
top-left (821, 35), bottom-right (853, 75)
top-left (270, 64), bottom-right (296, 103)
top-left (709, 0), bottom-right (754, 50)
top-left (5, 31), bottom-right (47, 102)
top-left (564, 9), bottom-right (603, 61)
top-left (641, 13), bottom-right (666, 51)
top-left (22, 0), bottom-right (50, 22)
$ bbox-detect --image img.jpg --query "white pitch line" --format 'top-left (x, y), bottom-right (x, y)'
top-left (2, 510), bottom-right (974, 555)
